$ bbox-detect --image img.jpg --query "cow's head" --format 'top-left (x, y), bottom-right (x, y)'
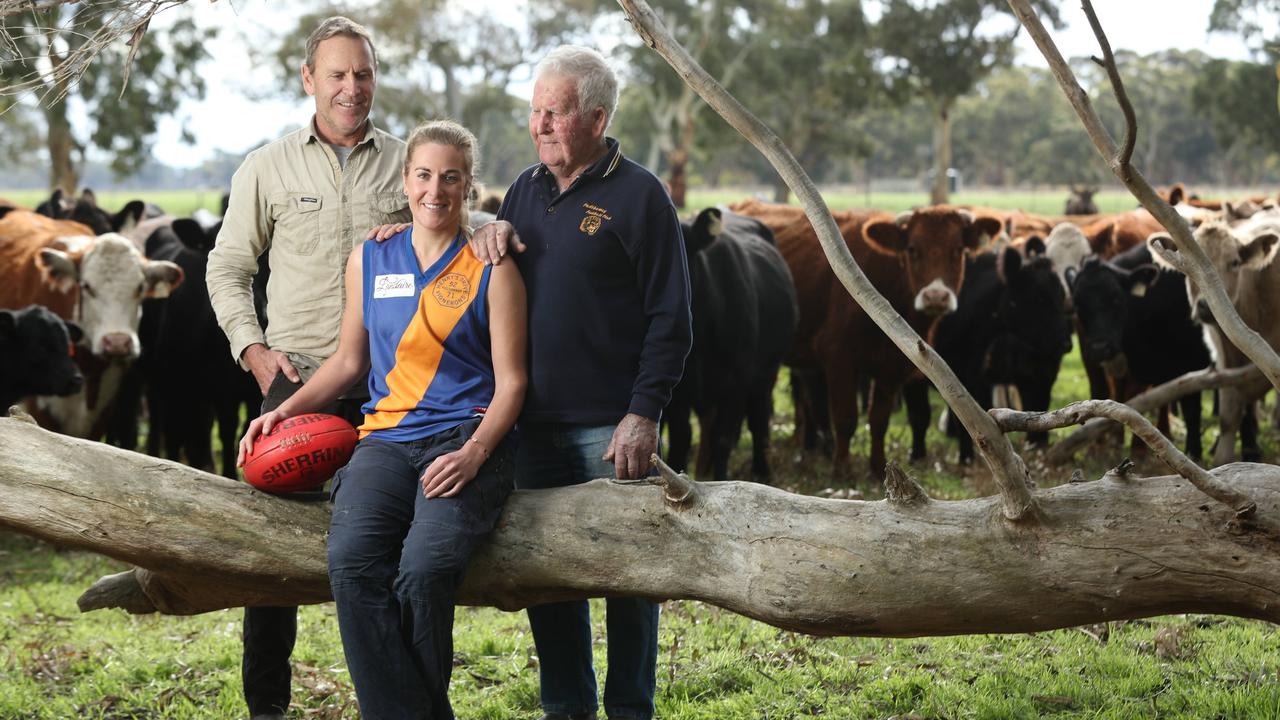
top-left (0, 305), bottom-right (84, 401)
top-left (986, 248), bottom-right (1073, 385)
top-left (863, 206), bottom-right (999, 316)
top-left (36, 234), bottom-right (184, 361)
top-left (1065, 184), bottom-right (1098, 215)
top-left (1156, 221), bottom-right (1280, 326)
top-left (1044, 222), bottom-right (1093, 310)
top-left (35, 189), bottom-right (147, 236)
top-left (1066, 256), bottom-right (1160, 375)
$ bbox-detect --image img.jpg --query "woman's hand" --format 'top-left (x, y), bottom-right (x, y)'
top-left (421, 441), bottom-right (487, 498)
top-left (237, 409), bottom-right (290, 467)
top-left (366, 222), bottom-right (411, 242)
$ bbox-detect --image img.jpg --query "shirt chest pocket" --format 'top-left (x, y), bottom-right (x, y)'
top-left (270, 193), bottom-right (325, 255)
top-left (366, 191), bottom-right (410, 229)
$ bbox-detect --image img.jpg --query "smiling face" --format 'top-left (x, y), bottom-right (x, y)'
top-left (528, 73), bottom-right (606, 183)
top-left (301, 35), bottom-right (376, 146)
top-left (404, 142), bottom-right (469, 237)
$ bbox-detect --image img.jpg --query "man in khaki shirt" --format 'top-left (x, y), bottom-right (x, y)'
top-left (206, 16), bottom-right (409, 720)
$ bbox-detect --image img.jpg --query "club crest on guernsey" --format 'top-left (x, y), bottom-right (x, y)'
top-left (432, 272), bottom-right (471, 308)
top-left (579, 202), bottom-right (612, 236)
top-left (579, 214), bottom-right (602, 235)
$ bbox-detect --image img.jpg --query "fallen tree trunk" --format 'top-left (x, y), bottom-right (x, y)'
top-left (4, 417), bottom-right (1280, 635)
top-left (1046, 365), bottom-right (1265, 465)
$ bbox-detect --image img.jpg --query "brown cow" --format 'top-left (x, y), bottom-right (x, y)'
top-left (0, 210), bottom-right (183, 437)
top-left (1153, 219), bottom-right (1280, 465)
top-left (737, 201), bottom-right (1000, 480)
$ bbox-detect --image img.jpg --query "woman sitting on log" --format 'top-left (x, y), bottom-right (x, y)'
top-left (238, 119), bottom-right (527, 719)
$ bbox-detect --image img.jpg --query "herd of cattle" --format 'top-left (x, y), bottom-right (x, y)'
top-left (2, 185), bottom-right (1279, 487)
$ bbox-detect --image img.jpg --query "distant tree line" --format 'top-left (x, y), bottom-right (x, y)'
top-left (2, 0), bottom-right (1277, 200)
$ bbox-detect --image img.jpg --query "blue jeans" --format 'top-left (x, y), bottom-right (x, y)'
top-left (517, 422), bottom-right (659, 720)
top-left (327, 419), bottom-right (513, 720)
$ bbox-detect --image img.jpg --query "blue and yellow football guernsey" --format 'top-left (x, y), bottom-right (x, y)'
top-left (359, 228), bottom-right (493, 441)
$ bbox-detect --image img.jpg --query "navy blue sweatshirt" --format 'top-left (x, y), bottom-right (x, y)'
top-left (498, 138), bottom-right (691, 424)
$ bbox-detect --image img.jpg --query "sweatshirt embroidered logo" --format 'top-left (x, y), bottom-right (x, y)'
top-left (373, 274), bottom-right (415, 298)
top-left (433, 273), bottom-right (471, 308)
top-left (579, 202), bottom-right (612, 236)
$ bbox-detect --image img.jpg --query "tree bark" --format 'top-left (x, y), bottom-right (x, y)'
top-left (930, 98), bottom-right (953, 205)
top-left (3, 417), bottom-right (1280, 633)
top-left (44, 65), bottom-right (78, 194)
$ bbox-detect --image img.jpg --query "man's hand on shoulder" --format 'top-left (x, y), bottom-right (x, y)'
top-left (365, 222), bottom-right (411, 242)
top-left (603, 413), bottom-right (659, 480)
top-left (470, 221), bottom-right (526, 266)
top-left (242, 343), bottom-right (300, 395)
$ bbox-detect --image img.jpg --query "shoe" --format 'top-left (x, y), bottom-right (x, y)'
top-left (249, 715), bottom-right (286, 720)
top-left (539, 714), bottom-right (597, 720)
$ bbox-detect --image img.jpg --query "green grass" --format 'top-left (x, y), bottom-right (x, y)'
top-left (0, 189), bottom-right (224, 219)
top-left (1, 186), bottom-right (1138, 223)
top-left (4, 530), bottom-right (1280, 719)
top-left (684, 188), bottom-right (1144, 215)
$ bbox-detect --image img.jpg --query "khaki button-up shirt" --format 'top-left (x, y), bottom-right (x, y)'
top-left (208, 118), bottom-right (411, 382)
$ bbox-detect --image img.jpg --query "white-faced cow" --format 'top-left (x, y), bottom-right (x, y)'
top-left (1153, 219), bottom-right (1280, 465)
top-left (0, 210), bottom-right (183, 437)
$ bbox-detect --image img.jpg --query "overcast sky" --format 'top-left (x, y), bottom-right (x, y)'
top-left (146, 0), bottom-right (1261, 168)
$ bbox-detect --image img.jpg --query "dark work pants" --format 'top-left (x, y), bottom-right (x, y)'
top-left (242, 372), bottom-right (366, 717)
top-left (327, 422), bottom-right (513, 719)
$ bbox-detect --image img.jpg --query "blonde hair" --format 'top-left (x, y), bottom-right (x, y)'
top-left (403, 120), bottom-right (481, 231)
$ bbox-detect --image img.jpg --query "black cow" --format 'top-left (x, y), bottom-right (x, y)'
top-left (1067, 246), bottom-right (1212, 458)
top-left (145, 217), bottom-right (263, 477)
top-left (0, 305), bottom-right (84, 411)
top-left (102, 213), bottom-right (261, 477)
top-left (923, 244), bottom-right (1073, 463)
top-left (666, 207), bottom-right (798, 482)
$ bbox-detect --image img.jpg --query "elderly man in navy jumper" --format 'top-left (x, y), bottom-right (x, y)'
top-left (473, 44), bottom-right (691, 720)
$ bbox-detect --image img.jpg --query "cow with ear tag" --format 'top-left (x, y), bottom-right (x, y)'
top-left (735, 200), bottom-right (998, 480)
top-left (0, 209), bottom-right (183, 438)
top-left (666, 207), bottom-right (797, 482)
top-left (1067, 243), bottom-right (1211, 459)
top-left (923, 243), bottom-right (1072, 464)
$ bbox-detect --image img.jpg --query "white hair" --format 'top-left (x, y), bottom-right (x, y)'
top-left (535, 45), bottom-right (619, 129)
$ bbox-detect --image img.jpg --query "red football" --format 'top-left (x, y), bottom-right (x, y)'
top-left (243, 413), bottom-right (358, 493)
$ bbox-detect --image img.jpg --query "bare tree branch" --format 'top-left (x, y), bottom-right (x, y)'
top-left (1080, 2), bottom-right (1134, 171)
top-left (1005, 0), bottom-right (1280, 394)
top-left (0, 0), bottom-right (192, 103)
top-left (1046, 365), bottom-right (1266, 464)
top-left (992, 401), bottom-right (1258, 519)
top-left (618, 0), bottom-right (1039, 522)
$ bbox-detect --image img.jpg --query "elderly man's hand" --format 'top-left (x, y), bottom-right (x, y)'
top-left (603, 413), bottom-right (658, 480)
top-left (470, 221), bottom-right (527, 265)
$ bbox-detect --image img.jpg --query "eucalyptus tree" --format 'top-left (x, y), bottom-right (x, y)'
top-left (0, 3), bottom-right (211, 192)
top-left (876, 0), bottom-right (1062, 203)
